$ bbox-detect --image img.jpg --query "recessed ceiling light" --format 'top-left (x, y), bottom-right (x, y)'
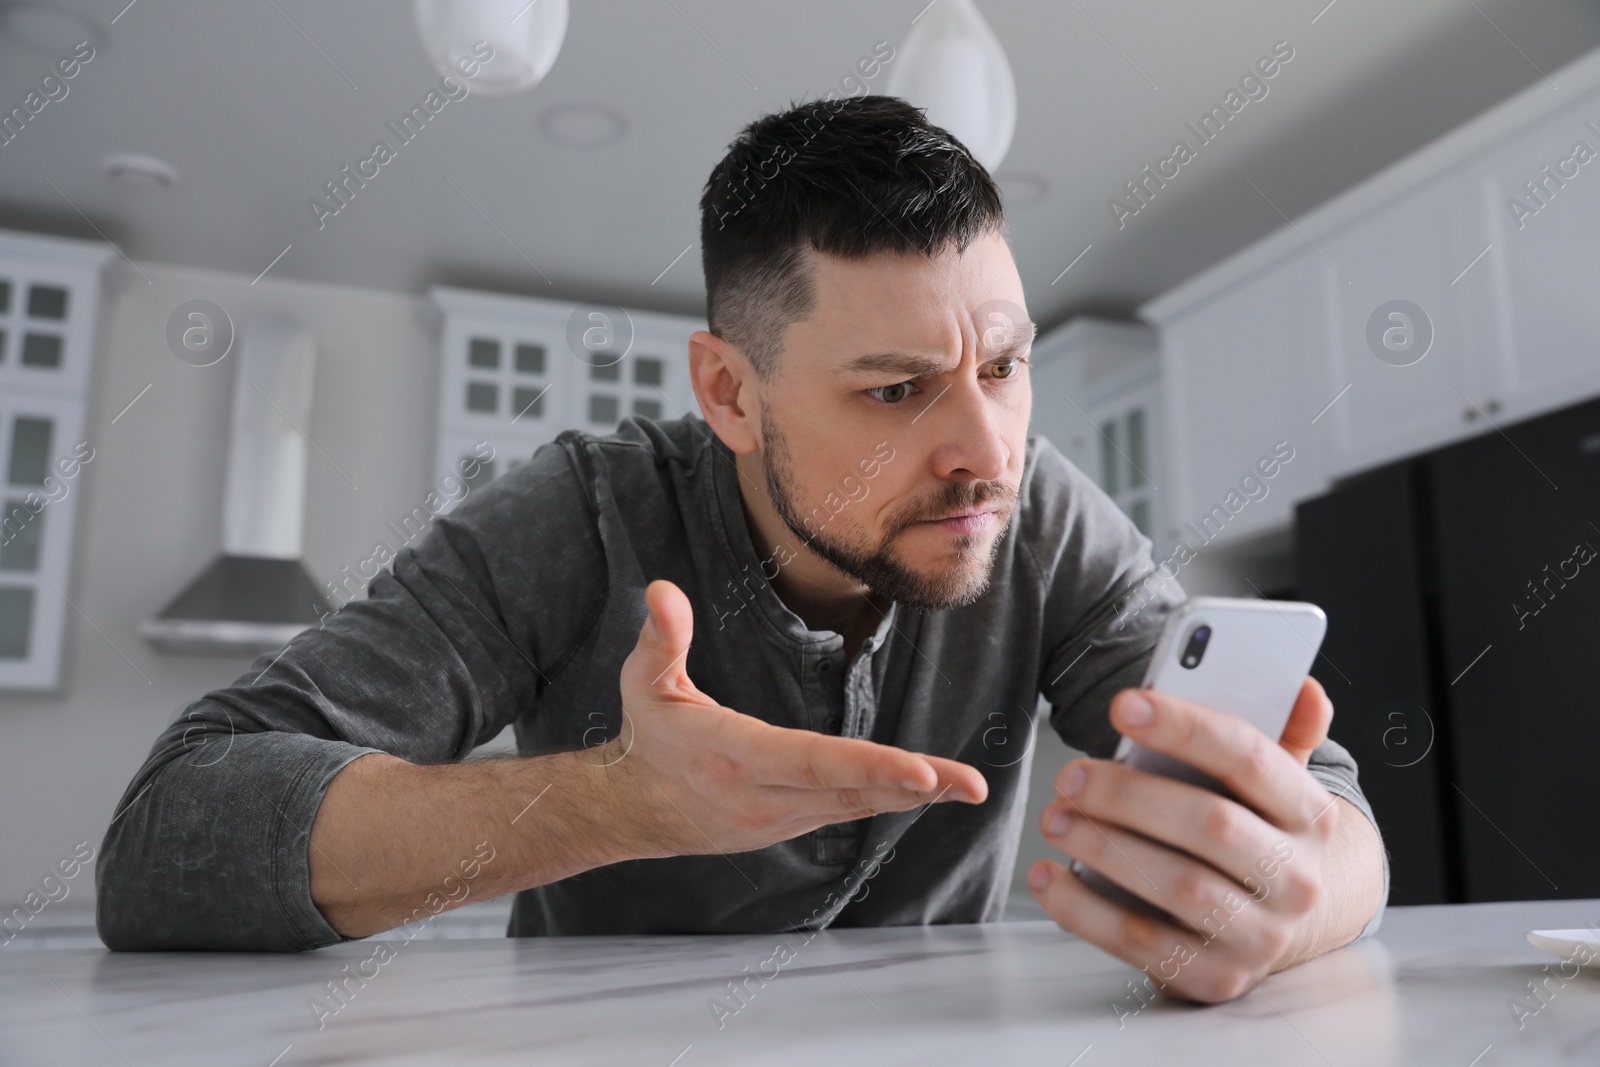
top-left (0, 3), bottom-right (106, 56)
top-left (103, 153), bottom-right (179, 189)
top-left (539, 103), bottom-right (627, 148)
top-left (997, 172), bottom-right (1049, 207)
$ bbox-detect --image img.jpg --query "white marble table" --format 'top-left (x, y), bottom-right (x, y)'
top-left (3, 899), bottom-right (1597, 1066)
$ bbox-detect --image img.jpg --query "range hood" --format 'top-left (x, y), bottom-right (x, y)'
top-left (141, 318), bottom-right (333, 655)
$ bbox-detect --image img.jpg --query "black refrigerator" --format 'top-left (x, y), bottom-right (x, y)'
top-left (1296, 394), bottom-right (1600, 906)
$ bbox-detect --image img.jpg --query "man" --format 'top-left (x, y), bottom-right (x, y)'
top-left (97, 95), bottom-right (1386, 1004)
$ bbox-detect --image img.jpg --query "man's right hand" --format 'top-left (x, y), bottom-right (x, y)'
top-left (309, 578), bottom-right (988, 939)
top-left (594, 579), bottom-right (988, 860)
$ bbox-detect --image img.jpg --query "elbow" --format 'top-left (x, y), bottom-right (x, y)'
top-left (93, 816), bottom-right (172, 951)
top-left (93, 837), bottom-right (148, 951)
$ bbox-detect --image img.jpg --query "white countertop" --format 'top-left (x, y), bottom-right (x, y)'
top-left (2, 898), bottom-right (1597, 1066)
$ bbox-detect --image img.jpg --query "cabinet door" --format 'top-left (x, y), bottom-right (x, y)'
top-left (0, 253), bottom-right (105, 691)
top-left (1090, 379), bottom-right (1163, 551)
top-left (0, 391), bottom-right (87, 690)
top-left (1027, 350), bottom-right (1099, 482)
top-left (431, 297), bottom-right (703, 510)
top-left (1160, 254), bottom-right (1328, 548)
top-left (1321, 176), bottom-right (1497, 477)
top-left (1478, 90), bottom-right (1600, 424)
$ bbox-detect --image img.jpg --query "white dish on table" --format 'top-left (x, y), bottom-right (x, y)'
top-left (1526, 928), bottom-right (1600, 965)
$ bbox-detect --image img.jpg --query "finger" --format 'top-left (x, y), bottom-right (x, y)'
top-left (919, 754), bottom-right (990, 804)
top-left (1027, 859), bottom-right (1256, 1004)
top-left (763, 778), bottom-right (971, 823)
top-left (1046, 758), bottom-right (1283, 892)
top-left (1109, 688), bottom-right (1325, 831)
top-left (741, 727), bottom-right (986, 803)
top-left (625, 579), bottom-right (702, 697)
top-left (1039, 806), bottom-right (1295, 961)
top-left (1277, 677), bottom-right (1332, 766)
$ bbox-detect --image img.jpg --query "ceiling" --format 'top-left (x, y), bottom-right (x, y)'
top-left (3, 0), bottom-right (1599, 329)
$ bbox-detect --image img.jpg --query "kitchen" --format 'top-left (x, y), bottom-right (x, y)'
top-left (2, 2), bottom-right (1598, 1063)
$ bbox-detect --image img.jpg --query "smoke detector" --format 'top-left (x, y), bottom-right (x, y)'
top-left (103, 153), bottom-right (179, 189)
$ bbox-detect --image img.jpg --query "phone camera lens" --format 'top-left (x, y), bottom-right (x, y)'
top-left (1180, 624), bottom-right (1211, 669)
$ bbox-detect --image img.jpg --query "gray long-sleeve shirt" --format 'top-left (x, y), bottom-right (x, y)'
top-left (96, 414), bottom-right (1387, 951)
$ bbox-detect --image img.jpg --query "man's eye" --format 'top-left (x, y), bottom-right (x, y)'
top-left (867, 380), bottom-right (919, 404)
top-left (988, 357), bottom-right (1025, 380)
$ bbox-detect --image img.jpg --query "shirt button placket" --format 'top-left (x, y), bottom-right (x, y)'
top-left (813, 654), bottom-right (843, 733)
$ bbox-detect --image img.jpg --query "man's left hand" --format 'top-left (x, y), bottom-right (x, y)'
top-left (1028, 676), bottom-right (1382, 1004)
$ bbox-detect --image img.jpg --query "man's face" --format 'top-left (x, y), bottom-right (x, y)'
top-left (754, 229), bottom-right (1033, 612)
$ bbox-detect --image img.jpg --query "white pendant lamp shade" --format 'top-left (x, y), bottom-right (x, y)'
top-left (413, 0), bottom-right (568, 96)
top-left (885, 0), bottom-right (1017, 172)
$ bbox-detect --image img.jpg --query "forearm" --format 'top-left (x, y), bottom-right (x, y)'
top-left (1279, 796), bottom-right (1385, 969)
top-left (308, 746), bottom-right (638, 938)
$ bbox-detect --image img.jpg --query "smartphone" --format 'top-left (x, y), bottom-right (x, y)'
top-left (1069, 596), bottom-right (1327, 919)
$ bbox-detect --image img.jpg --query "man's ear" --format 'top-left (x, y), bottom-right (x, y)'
top-left (688, 329), bottom-right (761, 455)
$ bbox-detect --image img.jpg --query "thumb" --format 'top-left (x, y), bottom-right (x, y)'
top-left (631, 579), bottom-right (697, 695)
top-left (1278, 675), bottom-right (1333, 767)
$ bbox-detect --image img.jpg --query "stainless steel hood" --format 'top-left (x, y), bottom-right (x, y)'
top-left (141, 317), bottom-right (333, 655)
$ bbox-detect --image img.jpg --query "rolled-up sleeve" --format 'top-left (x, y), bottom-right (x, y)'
top-left (96, 441), bottom-right (604, 951)
top-left (97, 732), bottom-right (385, 951)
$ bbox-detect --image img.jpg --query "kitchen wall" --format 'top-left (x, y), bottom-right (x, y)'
top-left (0, 260), bottom-right (442, 913)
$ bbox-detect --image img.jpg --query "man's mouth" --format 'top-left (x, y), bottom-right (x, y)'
top-left (917, 508), bottom-right (999, 535)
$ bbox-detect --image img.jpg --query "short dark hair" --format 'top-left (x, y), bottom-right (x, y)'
top-left (699, 94), bottom-right (1006, 379)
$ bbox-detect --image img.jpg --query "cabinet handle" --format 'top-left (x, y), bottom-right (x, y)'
top-left (1463, 408), bottom-right (1479, 422)
top-left (1486, 399), bottom-right (1502, 415)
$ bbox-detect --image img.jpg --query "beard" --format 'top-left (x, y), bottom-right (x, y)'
top-left (759, 413), bottom-right (1018, 612)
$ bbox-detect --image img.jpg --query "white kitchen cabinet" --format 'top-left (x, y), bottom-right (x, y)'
top-left (0, 229), bottom-right (115, 691)
top-left (1158, 255), bottom-right (1329, 549)
top-left (429, 287), bottom-right (704, 511)
top-left (1476, 90), bottom-right (1600, 427)
top-left (1093, 378), bottom-right (1162, 547)
top-left (1143, 43), bottom-right (1600, 544)
top-left (1029, 319), bottom-right (1166, 553)
top-left (1026, 327), bottom-right (1098, 478)
top-left (1320, 174), bottom-right (1499, 475)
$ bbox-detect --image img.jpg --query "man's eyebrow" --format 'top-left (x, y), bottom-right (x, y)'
top-left (841, 352), bottom-right (955, 378)
top-left (841, 320), bottom-right (1038, 378)
top-left (994, 320), bottom-right (1040, 354)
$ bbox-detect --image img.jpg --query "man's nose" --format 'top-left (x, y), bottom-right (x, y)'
top-left (927, 380), bottom-right (1010, 483)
